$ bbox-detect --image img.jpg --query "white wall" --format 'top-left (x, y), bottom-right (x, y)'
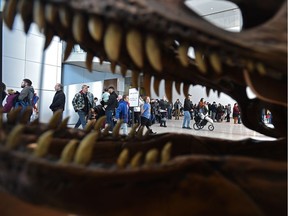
top-left (2, 15), bottom-right (63, 123)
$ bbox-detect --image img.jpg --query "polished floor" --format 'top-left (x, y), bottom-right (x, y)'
top-left (143, 117), bottom-right (275, 141)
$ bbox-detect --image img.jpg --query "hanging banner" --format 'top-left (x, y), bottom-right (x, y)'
top-left (129, 88), bottom-right (139, 107)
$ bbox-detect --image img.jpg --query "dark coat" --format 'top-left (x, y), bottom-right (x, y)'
top-left (106, 91), bottom-right (118, 111)
top-left (183, 98), bottom-right (193, 111)
top-left (49, 90), bottom-right (66, 112)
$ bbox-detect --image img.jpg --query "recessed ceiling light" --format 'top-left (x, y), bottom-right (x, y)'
top-left (211, 7), bottom-right (213, 10)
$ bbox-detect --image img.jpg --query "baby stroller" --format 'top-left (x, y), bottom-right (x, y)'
top-left (193, 110), bottom-right (214, 131)
top-left (159, 109), bottom-right (167, 127)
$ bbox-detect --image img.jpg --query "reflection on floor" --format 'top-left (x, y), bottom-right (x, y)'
top-left (71, 117), bottom-right (275, 141)
top-left (148, 117), bottom-right (275, 141)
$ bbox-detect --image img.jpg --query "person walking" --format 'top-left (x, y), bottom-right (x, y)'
top-left (182, 94), bottom-right (193, 129)
top-left (49, 83), bottom-right (66, 121)
top-left (115, 95), bottom-right (130, 135)
top-left (105, 86), bottom-right (118, 131)
top-left (232, 103), bottom-right (240, 124)
top-left (173, 99), bottom-right (182, 120)
top-left (72, 84), bottom-right (94, 129)
top-left (139, 96), bottom-right (155, 134)
top-left (226, 104), bottom-right (231, 122)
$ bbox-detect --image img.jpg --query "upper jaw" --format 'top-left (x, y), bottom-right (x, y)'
top-left (3, 0), bottom-right (287, 138)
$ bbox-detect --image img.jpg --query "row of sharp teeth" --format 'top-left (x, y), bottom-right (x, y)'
top-left (4, 0), bottom-right (268, 76)
top-left (4, 114), bottom-right (173, 168)
top-left (3, 109), bottom-right (152, 139)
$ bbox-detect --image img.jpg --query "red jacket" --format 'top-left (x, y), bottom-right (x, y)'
top-left (3, 93), bottom-right (18, 113)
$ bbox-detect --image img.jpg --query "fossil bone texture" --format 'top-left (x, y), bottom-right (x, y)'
top-left (1, 0), bottom-right (287, 216)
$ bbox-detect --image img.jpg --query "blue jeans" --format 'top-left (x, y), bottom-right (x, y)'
top-left (74, 110), bottom-right (87, 129)
top-left (106, 110), bottom-right (114, 131)
top-left (182, 111), bottom-right (191, 127)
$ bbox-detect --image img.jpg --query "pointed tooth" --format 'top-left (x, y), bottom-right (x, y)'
top-left (206, 87), bottom-right (211, 97)
top-left (246, 60), bottom-right (255, 72)
top-left (127, 123), bottom-right (139, 139)
top-left (48, 110), bottom-right (63, 129)
top-left (110, 62), bottom-right (116, 74)
top-left (256, 62), bottom-right (266, 76)
top-left (19, 107), bottom-right (33, 124)
top-left (178, 43), bottom-right (189, 67)
top-left (34, 130), bottom-right (54, 158)
top-left (88, 16), bottom-right (103, 42)
top-left (74, 132), bottom-right (98, 165)
top-left (130, 152), bottom-right (143, 168)
top-left (59, 7), bottom-right (70, 28)
top-left (175, 82), bottom-right (181, 95)
top-left (143, 73), bottom-right (151, 97)
top-left (84, 120), bottom-right (95, 133)
top-left (58, 116), bottom-right (70, 130)
top-left (126, 29), bottom-right (143, 68)
top-left (217, 90), bottom-right (221, 98)
top-left (60, 139), bottom-right (79, 164)
top-left (3, 0), bottom-right (17, 30)
top-left (195, 50), bottom-right (207, 74)
top-left (117, 148), bottom-right (129, 169)
top-left (73, 14), bottom-right (85, 43)
top-left (104, 23), bottom-right (123, 61)
top-left (30, 117), bottom-right (40, 126)
top-left (146, 35), bottom-right (162, 72)
top-left (43, 28), bottom-right (54, 50)
top-left (165, 80), bottom-right (173, 102)
top-left (94, 116), bottom-right (106, 132)
top-left (64, 40), bottom-right (74, 61)
top-left (209, 53), bottom-right (222, 75)
top-left (33, 0), bottom-right (45, 31)
top-left (161, 142), bottom-right (172, 164)
top-left (120, 65), bottom-right (127, 77)
top-left (183, 83), bottom-right (190, 98)
top-left (102, 126), bottom-right (110, 137)
top-left (131, 71), bottom-right (139, 88)
top-left (86, 52), bottom-right (94, 72)
top-left (226, 57), bottom-right (234, 66)
top-left (136, 126), bottom-right (144, 138)
top-left (45, 4), bottom-right (57, 24)
top-left (99, 56), bottom-right (104, 65)
top-left (7, 107), bottom-right (21, 124)
top-left (113, 120), bottom-right (123, 138)
top-left (17, 0), bottom-right (33, 33)
top-left (6, 125), bottom-right (25, 150)
top-left (144, 149), bottom-right (159, 166)
top-left (153, 77), bottom-right (161, 97)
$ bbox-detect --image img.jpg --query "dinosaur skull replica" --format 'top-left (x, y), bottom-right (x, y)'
top-left (0, 0), bottom-right (287, 215)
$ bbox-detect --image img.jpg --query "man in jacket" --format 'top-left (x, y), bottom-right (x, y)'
top-left (115, 95), bottom-right (129, 135)
top-left (15, 79), bottom-right (35, 118)
top-left (49, 83), bottom-right (66, 120)
top-left (105, 86), bottom-right (118, 131)
top-left (72, 84), bottom-right (94, 129)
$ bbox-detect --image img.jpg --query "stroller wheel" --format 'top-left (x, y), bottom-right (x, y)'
top-left (193, 123), bottom-right (201, 130)
top-left (208, 124), bottom-right (214, 131)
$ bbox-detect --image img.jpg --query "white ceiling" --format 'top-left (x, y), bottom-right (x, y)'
top-left (185, 0), bottom-right (238, 16)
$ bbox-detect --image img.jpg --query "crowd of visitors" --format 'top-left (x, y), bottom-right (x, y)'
top-left (1, 80), bottom-right (273, 134)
